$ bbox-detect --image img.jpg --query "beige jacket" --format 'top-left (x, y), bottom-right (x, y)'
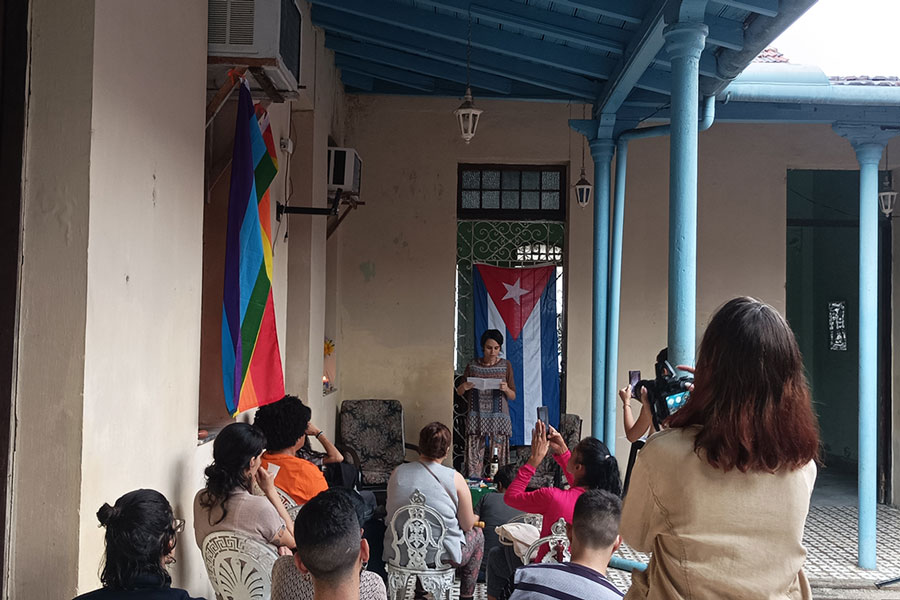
top-left (621, 426), bottom-right (817, 600)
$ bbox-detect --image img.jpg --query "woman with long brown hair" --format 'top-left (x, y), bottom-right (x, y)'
top-left (621, 296), bottom-right (820, 599)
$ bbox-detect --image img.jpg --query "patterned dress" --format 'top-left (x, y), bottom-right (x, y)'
top-left (463, 358), bottom-right (516, 477)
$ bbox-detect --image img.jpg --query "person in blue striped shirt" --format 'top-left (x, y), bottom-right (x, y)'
top-left (509, 489), bottom-right (624, 600)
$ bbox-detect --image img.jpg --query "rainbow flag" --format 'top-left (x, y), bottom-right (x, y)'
top-left (222, 81), bottom-right (284, 416)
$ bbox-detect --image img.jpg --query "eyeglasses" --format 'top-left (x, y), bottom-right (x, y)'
top-left (172, 518), bottom-right (185, 534)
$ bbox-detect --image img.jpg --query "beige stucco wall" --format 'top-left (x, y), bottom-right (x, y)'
top-left (10, 1), bottom-right (95, 596)
top-left (284, 35), bottom-right (346, 431)
top-left (77, 0), bottom-right (208, 593)
top-left (337, 95), bottom-right (872, 459)
top-left (11, 1), bottom-right (212, 596)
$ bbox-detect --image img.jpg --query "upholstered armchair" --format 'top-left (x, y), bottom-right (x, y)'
top-left (338, 399), bottom-right (419, 493)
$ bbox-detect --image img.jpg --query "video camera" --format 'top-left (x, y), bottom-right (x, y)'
top-left (633, 359), bottom-right (693, 431)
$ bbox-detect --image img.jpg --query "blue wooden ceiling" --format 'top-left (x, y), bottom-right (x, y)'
top-left (309, 0), bottom-right (807, 118)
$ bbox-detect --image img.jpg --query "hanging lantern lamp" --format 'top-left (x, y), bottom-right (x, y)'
top-left (455, 87), bottom-right (482, 144)
top-left (454, 10), bottom-right (482, 144)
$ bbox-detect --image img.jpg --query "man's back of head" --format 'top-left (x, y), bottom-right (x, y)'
top-left (510, 490), bottom-right (624, 599)
top-left (571, 488), bottom-right (622, 553)
top-left (294, 489), bottom-right (368, 600)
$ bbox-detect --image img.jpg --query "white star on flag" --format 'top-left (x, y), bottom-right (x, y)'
top-left (502, 278), bottom-right (530, 305)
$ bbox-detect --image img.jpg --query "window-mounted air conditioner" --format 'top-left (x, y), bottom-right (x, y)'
top-left (327, 148), bottom-right (362, 195)
top-left (208, 0), bottom-right (302, 94)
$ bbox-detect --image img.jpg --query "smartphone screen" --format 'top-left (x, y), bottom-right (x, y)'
top-left (536, 406), bottom-right (549, 428)
top-left (628, 370), bottom-right (640, 387)
top-left (629, 370), bottom-right (641, 399)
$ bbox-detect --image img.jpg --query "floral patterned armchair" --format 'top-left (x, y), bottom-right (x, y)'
top-left (338, 399), bottom-right (419, 491)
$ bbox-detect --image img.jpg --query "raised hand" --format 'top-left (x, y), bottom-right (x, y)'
top-left (547, 425), bottom-right (568, 456)
top-left (528, 421), bottom-right (550, 467)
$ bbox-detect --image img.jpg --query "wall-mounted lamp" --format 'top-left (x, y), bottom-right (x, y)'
top-left (880, 172), bottom-right (897, 217)
top-left (574, 105), bottom-right (592, 207)
top-left (880, 145), bottom-right (897, 217)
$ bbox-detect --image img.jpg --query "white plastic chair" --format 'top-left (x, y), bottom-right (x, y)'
top-left (386, 489), bottom-right (455, 600)
top-left (202, 531), bottom-right (279, 600)
top-left (274, 486), bottom-right (303, 521)
top-left (522, 517), bottom-right (571, 565)
top-left (508, 512), bottom-right (543, 529)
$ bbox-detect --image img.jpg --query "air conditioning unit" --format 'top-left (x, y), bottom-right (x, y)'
top-left (327, 148), bottom-right (362, 195)
top-left (208, 0), bottom-right (302, 94)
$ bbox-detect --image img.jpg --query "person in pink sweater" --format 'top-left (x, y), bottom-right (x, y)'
top-left (486, 421), bottom-right (622, 600)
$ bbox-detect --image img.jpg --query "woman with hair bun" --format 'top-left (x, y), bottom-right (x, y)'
top-left (384, 422), bottom-right (484, 600)
top-left (456, 328), bottom-right (517, 477)
top-left (193, 422), bottom-right (295, 554)
top-left (74, 489), bottom-right (204, 599)
top-left (621, 297), bottom-right (820, 599)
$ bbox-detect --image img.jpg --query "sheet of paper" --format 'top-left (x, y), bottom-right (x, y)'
top-left (468, 377), bottom-right (501, 391)
top-left (266, 463), bottom-right (281, 478)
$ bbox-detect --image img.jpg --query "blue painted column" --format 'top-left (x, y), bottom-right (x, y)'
top-left (854, 141), bottom-right (884, 570)
top-left (604, 140), bottom-right (628, 454)
top-left (835, 122), bottom-right (895, 569)
top-left (662, 22), bottom-right (707, 369)
top-left (590, 137), bottom-right (615, 442)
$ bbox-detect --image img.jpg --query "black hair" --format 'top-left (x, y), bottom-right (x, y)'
top-left (254, 394), bottom-right (311, 451)
top-left (480, 329), bottom-right (504, 350)
top-left (494, 464), bottom-right (517, 490)
top-left (655, 347), bottom-right (669, 377)
top-left (572, 489), bottom-right (621, 549)
top-left (199, 422), bottom-right (266, 525)
top-left (295, 489), bottom-right (362, 583)
top-left (573, 437), bottom-right (622, 496)
top-left (97, 489), bottom-right (175, 590)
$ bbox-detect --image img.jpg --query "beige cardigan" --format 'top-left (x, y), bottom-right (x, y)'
top-left (621, 426), bottom-right (817, 600)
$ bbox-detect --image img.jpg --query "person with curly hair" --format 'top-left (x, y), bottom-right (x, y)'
top-left (193, 422), bottom-right (295, 554)
top-left (75, 489), bottom-right (204, 599)
top-left (253, 394), bottom-right (330, 505)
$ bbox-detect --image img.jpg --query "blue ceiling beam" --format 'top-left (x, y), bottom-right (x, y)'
top-left (325, 37), bottom-right (513, 94)
top-left (339, 71), bottom-right (374, 92)
top-left (618, 100), bottom-right (900, 125)
top-left (596, 0), bottom-right (668, 113)
top-left (716, 0), bottom-right (779, 17)
top-left (415, 0), bottom-right (631, 55)
top-left (334, 56), bottom-right (436, 92)
top-left (544, 0), bottom-right (646, 24)
top-left (312, 7), bottom-right (601, 98)
top-left (308, 0), bottom-right (618, 80)
top-left (635, 67), bottom-right (672, 96)
top-left (705, 14), bottom-right (744, 51)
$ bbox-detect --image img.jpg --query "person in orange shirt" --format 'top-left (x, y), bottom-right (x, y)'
top-left (254, 395), bottom-right (331, 506)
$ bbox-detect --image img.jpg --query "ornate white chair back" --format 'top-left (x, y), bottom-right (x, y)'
top-left (508, 512), bottom-right (543, 529)
top-left (202, 531), bottom-right (279, 600)
top-left (386, 489), bottom-right (455, 600)
top-left (389, 489), bottom-right (447, 569)
top-left (274, 487), bottom-right (303, 521)
top-left (522, 517), bottom-right (571, 565)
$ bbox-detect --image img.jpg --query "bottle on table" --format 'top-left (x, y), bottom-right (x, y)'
top-left (488, 445), bottom-right (500, 479)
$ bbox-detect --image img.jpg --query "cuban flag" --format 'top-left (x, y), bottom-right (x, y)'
top-left (473, 263), bottom-right (560, 445)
